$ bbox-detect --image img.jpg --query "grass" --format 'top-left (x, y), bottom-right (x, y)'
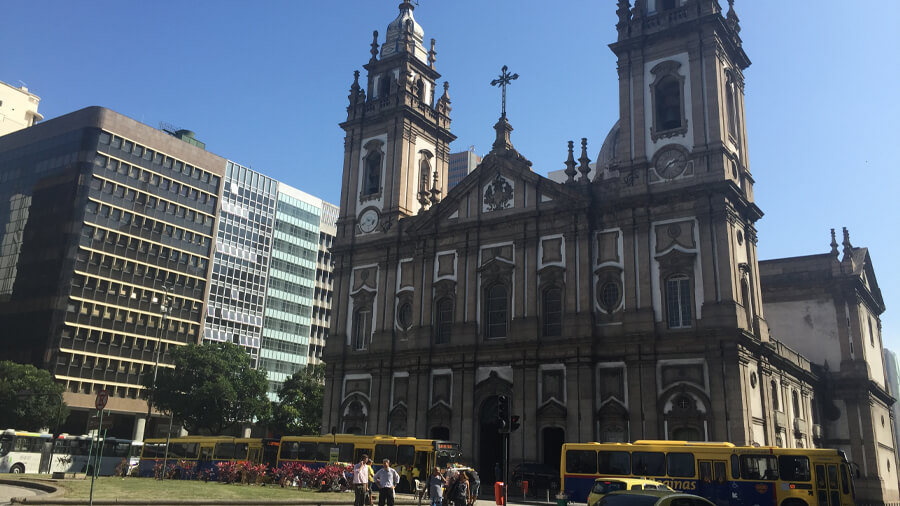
top-left (9, 475), bottom-right (354, 502)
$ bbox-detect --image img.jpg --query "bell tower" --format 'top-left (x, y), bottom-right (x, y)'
top-left (607, 0), bottom-right (769, 339)
top-left (336, 0), bottom-right (456, 239)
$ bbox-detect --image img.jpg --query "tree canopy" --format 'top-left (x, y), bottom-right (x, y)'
top-left (0, 361), bottom-right (69, 431)
top-left (269, 364), bottom-right (324, 436)
top-left (145, 343), bottom-right (270, 434)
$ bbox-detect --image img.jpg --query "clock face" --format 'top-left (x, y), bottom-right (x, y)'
top-left (655, 147), bottom-right (688, 179)
top-left (359, 209), bottom-right (379, 233)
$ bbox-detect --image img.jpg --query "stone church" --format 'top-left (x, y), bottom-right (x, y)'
top-left (321, 1), bottom-right (897, 504)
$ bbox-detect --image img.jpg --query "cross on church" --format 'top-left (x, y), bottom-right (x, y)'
top-left (490, 65), bottom-right (519, 118)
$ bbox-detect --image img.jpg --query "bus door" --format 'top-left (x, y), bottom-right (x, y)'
top-left (815, 463), bottom-right (841, 506)
top-left (698, 460), bottom-right (729, 506)
top-left (247, 446), bottom-right (261, 464)
top-left (39, 439), bottom-right (53, 474)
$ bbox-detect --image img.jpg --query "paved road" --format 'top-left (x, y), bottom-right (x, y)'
top-left (0, 483), bottom-right (44, 505)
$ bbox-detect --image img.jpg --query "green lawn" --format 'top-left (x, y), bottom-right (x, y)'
top-left (11, 475), bottom-right (356, 502)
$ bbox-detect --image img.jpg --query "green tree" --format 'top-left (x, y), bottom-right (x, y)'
top-left (0, 361), bottom-right (69, 431)
top-left (145, 343), bottom-right (270, 434)
top-left (269, 364), bottom-right (325, 436)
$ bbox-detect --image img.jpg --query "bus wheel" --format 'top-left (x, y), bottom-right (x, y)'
top-left (11, 464), bottom-right (25, 474)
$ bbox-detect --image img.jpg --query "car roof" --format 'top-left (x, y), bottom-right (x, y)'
top-left (605, 490), bottom-right (676, 497)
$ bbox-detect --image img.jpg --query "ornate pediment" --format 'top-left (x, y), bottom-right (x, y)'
top-left (426, 401), bottom-right (452, 425)
top-left (536, 399), bottom-right (568, 420)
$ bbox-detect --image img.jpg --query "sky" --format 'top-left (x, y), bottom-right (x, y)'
top-left (3, 1), bottom-right (899, 350)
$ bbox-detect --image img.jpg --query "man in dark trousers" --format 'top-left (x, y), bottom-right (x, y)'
top-left (374, 458), bottom-right (401, 506)
top-left (353, 454), bottom-right (371, 506)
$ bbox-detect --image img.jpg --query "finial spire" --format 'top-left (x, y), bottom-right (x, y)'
top-left (370, 31), bottom-right (379, 63)
top-left (830, 228), bottom-right (839, 257)
top-left (578, 138), bottom-right (591, 182)
top-left (490, 65), bottom-right (519, 118)
top-left (841, 227), bottom-right (853, 259)
top-left (428, 38), bottom-right (436, 68)
top-left (564, 141), bottom-right (577, 184)
top-left (429, 169), bottom-right (441, 204)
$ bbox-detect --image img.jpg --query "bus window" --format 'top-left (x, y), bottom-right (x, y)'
top-left (338, 443), bottom-right (355, 463)
top-left (827, 464), bottom-right (838, 489)
top-left (214, 443), bottom-right (235, 460)
top-left (778, 455), bottom-right (811, 481)
top-left (375, 444), bottom-right (397, 463)
top-left (298, 442), bottom-right (316, 460)
top-left (397, 445), bottom-right (415, 466)
top-left (740, 455), bottom-right (778, 481)
top-left (632, 452), bottom-right (665, 477)
top-left (142, 443), bottom-right (166, 459)
top-left (730, 455), bottom-right (740, 479)
top-left (282, 441), bottom-right (300, 460)
top-left (666, 452), bottom-right (694, 478)
top-left (598, 451), bottom-right (630, 475)
top-left (316, 443), bottom-right (331, 461)
top-left (566, 450), bottom-right (597, 474)
top-left (355, 448), bottom-right (368, 463)
top-left (839, 464), bottom-right (850, 495)
top-left (199, 446), bottom-right (213, 462)
top-left (169, 443), bottom-right (199, 459)
top-left (235, 443), bottom-right (249, 460)
top-left (714, 461), bottom-right (726, 483)
top-left (699, 461), bottom-right (711, 482)
top-left (815, 464), bottom-right (826, 488)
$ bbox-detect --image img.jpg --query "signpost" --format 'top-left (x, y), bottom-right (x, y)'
top-left (89, 390), bottom-right (109, 506)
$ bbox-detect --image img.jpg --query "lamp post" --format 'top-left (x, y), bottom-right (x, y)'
top-left (145, 286), bottom-right (173, 436)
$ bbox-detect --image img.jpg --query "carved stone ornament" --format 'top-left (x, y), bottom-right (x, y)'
top-left (483, 173), bottom-right (514, 212)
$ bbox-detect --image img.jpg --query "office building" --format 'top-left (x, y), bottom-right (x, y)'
top-left (0, 80), bottom-right (43, 136)
top-left (447, 149), bottom-right (481, 190)
top-left (0, 107), bottom-right (224, 439)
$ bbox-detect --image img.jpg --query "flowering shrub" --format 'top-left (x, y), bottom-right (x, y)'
top-left (273, 462), bottom-right (351, 491)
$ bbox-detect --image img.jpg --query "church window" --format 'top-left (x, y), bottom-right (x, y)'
top-left (353, 308), bottom-right (372, 350)
top-left (379, 74), bottom-right (390, 98)
top-left (725, 78), bottom-right (738, 140)
top-left (364, 152), bottom-right (381, 196)
top-left (435, 298), bottom-right (453, 344)
top-left (656, 76), bottom-right (682, 131)
top-left (416, 77), bottom-right (426, 103)
top-left (665, 274), bottom-right (692, 328)
top-left (397, 302), bottom-right (412, 330)
top-left (485, 283), bottom-right (508, 339)
top-left (792, 390), bottom-right (801, 419)
top-left (771, 380), bottom-right (780, 411)
top-left (649, 61), bottom-right (688, 141)
top-left (542, 287), bottom-right (562, 337)
top-left (599, 281), bottom-right (620, 312)
top-left (869, 317), bottom-right (875, 347)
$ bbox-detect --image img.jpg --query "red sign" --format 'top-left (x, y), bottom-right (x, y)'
top-left (95, 389), bottom-right (109, 410)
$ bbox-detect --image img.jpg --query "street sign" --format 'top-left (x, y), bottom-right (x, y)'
top-left (95, 390), bottom-right (109, 410)
top-left (88, 414), bottom-right (113, 430)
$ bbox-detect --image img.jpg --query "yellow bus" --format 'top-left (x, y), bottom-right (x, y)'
top-left (138, 436), bottom-right (279, 478)
top-left (277, 434), bottom-right (462, 493)
top-left (561, 440), bottom-right (854, 506)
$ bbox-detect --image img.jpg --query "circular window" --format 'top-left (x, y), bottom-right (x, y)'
top-left (737, 230), bottom-right (744, 245)
top-left (749, 372), bottom-right (757, 388)
top-left (397, 302), bottom-right (412, 329)
top-left (599, 282), bottom-right (620, 311)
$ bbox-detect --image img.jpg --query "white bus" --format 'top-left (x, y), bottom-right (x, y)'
top-left (0, 429), bottom-right (53, 474)
top-left (50, 434), bottom-right (135, 476)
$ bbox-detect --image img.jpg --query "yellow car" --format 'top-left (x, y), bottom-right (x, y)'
top-left (586, 478), bottom-right (673, 506)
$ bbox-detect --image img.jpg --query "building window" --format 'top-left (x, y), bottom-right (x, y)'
top-left (725, 77), bottom-right (738, 141)
top-left (665, 275), bottom-right (692, 328)
top-left (435, 298), bottom-right (452, 344)
top-left (397, 302), bottom-right (412, 330)
top-left (353, 309), bottom-right (372, 350)
top-left (649, 61), bottom-right (688, 141)
top-left (362, 140), bottom-right (384, 198)
top-left (792, 390), bottom-right (801, 420)
top-left (542, 287), bottom-right (562, 337)
top-left (599, 281), bottom-right (620, 312)
top-left (485, 283), bottom-right (508, 339)
top-left (771, 381), bottom-right (780, 411)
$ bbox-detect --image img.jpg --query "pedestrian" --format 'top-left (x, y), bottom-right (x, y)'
top-left (453, 472), bottom-right (470, 506)
top-left (429, 467), bottom-right (447, 506)
top-left (375, 459), bottom-right (401, 506)
top-left (466, 468), bottom-right (480, 503)
top-left (353, 454), bottom-right (371, 506)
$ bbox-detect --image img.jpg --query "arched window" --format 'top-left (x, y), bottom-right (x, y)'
top-left (725, 80), bottom-right (738, 140)
top-left (420, 157), bottom-right (431, 193)
top-left (435, 298), bottom-right (453, 344)
top-left (363, 152), bottom-right (382, 196)
top-left (485, 283), bottom-right (508, 339)
top-left (656, 75), bottom-right (683, 131)
top-left (665, 274), bottom-right (692, 328)
top-left (353, 308), bottom-right (372, 350)
top-left (416, 77), bottom-right (426, 103)
top-left (542, 287), bottom-right (562, 337)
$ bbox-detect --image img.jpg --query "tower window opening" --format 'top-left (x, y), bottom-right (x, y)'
top-left (379, 75), bottom-right (391, 98)
top-left (665, 274), bottom-right (692, 328)
top-left (656, 76), bottom-right (682, 131)
top-left (364, 152), bottom-right (382, 195)
top-left (542, 286), bottom-right (562, 337)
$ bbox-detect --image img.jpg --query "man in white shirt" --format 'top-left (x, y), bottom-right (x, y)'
top-left (353, 454), bottom-right (371, 506)
top-left (374, 459), bottom-right (401, 506)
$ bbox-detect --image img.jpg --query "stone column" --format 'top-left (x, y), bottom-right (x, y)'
top-left (132, 415), bottom-right (147, 441)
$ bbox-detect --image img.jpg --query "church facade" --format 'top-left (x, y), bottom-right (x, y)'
top-left (322, 1), bottom-right (897, 504)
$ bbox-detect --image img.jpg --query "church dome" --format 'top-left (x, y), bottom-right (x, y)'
top-left (595, 120), bottom-right (621, 177)
top-left (381, 0), bottom-right (428, 63)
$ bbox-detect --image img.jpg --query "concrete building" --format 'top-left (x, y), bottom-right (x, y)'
top-left (322, 2), bottom-right (897, 504)
top-left (0, 81), bottom-right (43, 137)
top-left (447, 149), bottom-right (481, 190)
top-left (310, 201), bottom-right (338, 366)
top-left (0, 106), bottom-right (224, 439)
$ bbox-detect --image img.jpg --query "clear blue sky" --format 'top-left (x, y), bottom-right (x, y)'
top-left (3, 1), bottom-right (899, 351)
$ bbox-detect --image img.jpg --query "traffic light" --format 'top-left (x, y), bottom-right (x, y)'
top-left (509, 415), bottom-right (521, 432)
top-left (497, 395), bottom-right (509, 432)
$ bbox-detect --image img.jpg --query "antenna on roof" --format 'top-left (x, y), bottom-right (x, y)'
top-left (17, 80), bottom-right (28, 89)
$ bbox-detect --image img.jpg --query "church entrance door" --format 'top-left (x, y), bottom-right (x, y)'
top-left (479, 395), bottom-right (505, 484)
top-left (542, 427), bottom-right (564, 471)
